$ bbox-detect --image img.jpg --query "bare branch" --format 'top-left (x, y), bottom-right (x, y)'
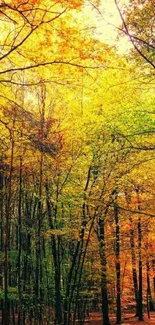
top-left (114, 0), bottom-right (155, 69)
top-left (0, 60), bottom-right (105, 75)
top-left (119, 205), bottom-right (155, 218)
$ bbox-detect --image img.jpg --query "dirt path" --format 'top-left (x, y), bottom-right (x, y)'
top-left (84, 312), bottom-right (155, 325)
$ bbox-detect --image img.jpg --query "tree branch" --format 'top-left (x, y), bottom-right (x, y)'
top-left (114, 0), bottom-right (155, 69)
top-left (119, 205), bottom-right (155, 218)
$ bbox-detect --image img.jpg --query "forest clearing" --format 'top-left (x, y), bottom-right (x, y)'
top-left (0, 0), bottom-right (155, 324)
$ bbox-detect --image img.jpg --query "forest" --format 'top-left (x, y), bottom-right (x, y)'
top-left (0, 0), bottom-right (155, 324)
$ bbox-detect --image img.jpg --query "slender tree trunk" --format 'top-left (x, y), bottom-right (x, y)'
top-left (11, 301), bottom-right (16, 325)
top-left (0, 164), bottom-right (4, 321)
top-left (35, 178), bottom-right (43, 324)
top-left (0, 163), bottom-right (4, 251)
top-left (136, 187), bottom-right (143, 321)
top-left (99, 214), bottom-right (111, 325)
top-left (4, 191), bottom-right (10, 325)
top-left (35, 84), bottom-right (46, 324)
top-left (46, 184), bottom-right (63, 325)
top-left (129, 216), bottom-right (139, 316)
top-left (63, 238), bottom-right (81, 325)
top-left (18, 156), bottom-right (22, 325)
top-left (114, 192), bottom-right (121, 324)
top-left (138, 217), bottom-right (143, 321)
top-left (73, 217), bottom-right (95, 325)
top-left (4, 123), bottom-right (15, 325)
top-left (153, 276), bottom-right (155, 301)
top-left (146, 260), bottom-right (155, 312)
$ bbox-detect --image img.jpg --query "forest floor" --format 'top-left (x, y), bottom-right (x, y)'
top-left (84, 312), bottom-right (155, 325)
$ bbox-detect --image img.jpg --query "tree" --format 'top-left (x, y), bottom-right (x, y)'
top-left (114, 0), bottom-right (155, 68)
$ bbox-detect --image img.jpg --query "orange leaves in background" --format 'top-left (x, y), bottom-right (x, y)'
top-left (56, 0), bottom-right (83, 9)
top-left (6, 0), bottom-right (83, 9)
top-left (4, 0), bottom-right (41, 7)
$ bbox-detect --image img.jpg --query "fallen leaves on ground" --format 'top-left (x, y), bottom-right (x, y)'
top-left (84, 312), bottom-right (155, 325)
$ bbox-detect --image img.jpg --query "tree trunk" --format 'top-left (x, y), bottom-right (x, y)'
top-left (18, 156), bottom-right (22, 325)
top-left (114, 193), bottom-right (121, 324)
top-left (138, 217), bottom-right (143, 320)
top-left (73, 217), bottom-right (95, 325)
top-left (137, 186), bottom-right (143, 321)
top-left (46, 185), bottom-right (63, 325)
top-left (99, 215), bottom-right (111, 325)
top-left (146, 260), bottom-right (155, 312)
top-left (0, 163), bottom-right (4, 251)
top-left (0, 163), bottom-right (4, 320)
top-left (129, 216), bottom-right (139, 316)
top-left (153, 276), bottom-right (155, 301)
top-left (4, 122), bottom-right (15, 325)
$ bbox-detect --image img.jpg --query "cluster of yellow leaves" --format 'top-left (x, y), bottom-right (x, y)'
top-left (43, 229), bottom-right (67, 238)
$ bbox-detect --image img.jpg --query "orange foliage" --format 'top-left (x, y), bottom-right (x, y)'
top-left (7, 0), bottom-right (83, 9)
top-left (56, 0), bottom-right (83, 9)
top-left (6, 0), bottom-right (41, 6)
